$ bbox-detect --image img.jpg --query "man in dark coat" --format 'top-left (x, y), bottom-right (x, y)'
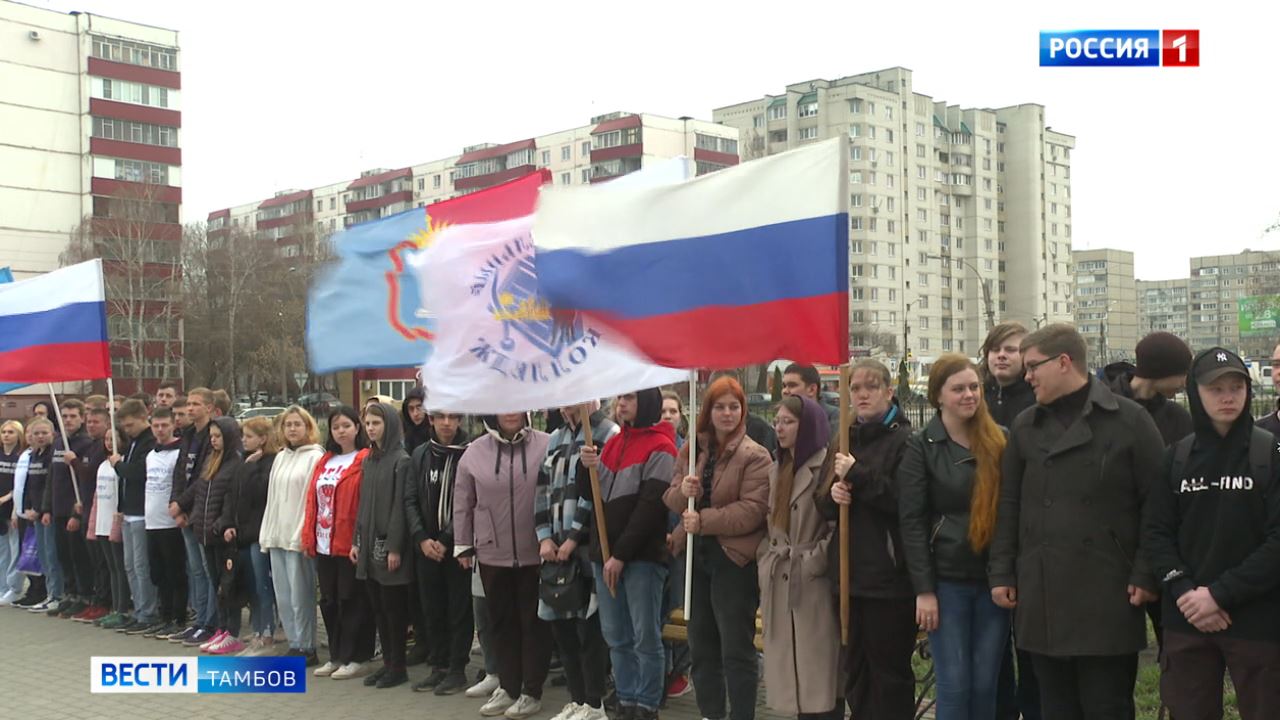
top-left (1256, 342), bottom-right (1280, 438)
top-left (989, 324), bottom-right (1166, 720)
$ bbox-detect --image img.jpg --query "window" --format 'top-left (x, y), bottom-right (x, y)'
top-left (917, 209), bottom-right (928, 222)
top-left (582, 141), bottom-right (591, 156)
top-left (753, 114), bottom-right (765, 128)
top-left (917, 165), bottom-right (927, 179)
top-left (869, 218), bottom-right (878, 232)
top-left (433, 175), bottom-right (441, 189)
top-left (849, 124), bottom-right (861, 138)
top-left (560, 172), bottom-right (571, 185)
top-left (918, 273), bottom-right (929, 287)
top-left (919, 230), bottom-right (929, 244)
top-left (91, 35), bottom-right (177, 70)
top-left (769, 130), bottom-right (788, 143)
top-left (101, 78), bottom-right (170, 108)
top-left (868, 126), bottom-right (877, 140)
top-left (887, 220), bottom-right (895, 233)
top-left (851, 240), bottom-right (863, 254)
top-left (849, 98), bottom-right (863, 114)
top-left (886, 197), bottom-right (895, 211)
top-left (113, 158), bottom-right (170, 185)
top-left (886, 175), bottom-right (895, 188)
top-left (330, 197), bottom-right (337, 209)
top-left (851, 194), bottom-right (863, 208)
top-left (851, 287), bottom-right (864, 300)
top-left (851, 217), bottom-right (863, 230)
top-left (852, 264), bottom-right (864, 278)
top-left (562, 146), bottom-right (572, 161)
top-left (767, 104), bottom-right (787, 120)
top-left (871, 288), bottom-right (879, 301)
top-left (917, 187), bottom-right (928, 201)
top-left (917, 144), bottom-right (926, 158)
top-left (798, 102), bottom-right (819, 118)
top-left (884, 105), bottom-right (893, 120)
top-left (92, 118), bottom-right (179, 147)
top-left (851, 172), bottom-right (862, 184)
top-left (885, 151), bottom-right (895, 166)
top-left (920, 339), bottom-right (930, 351)
top-left (799, 126), bottom-right (819, 140)
top-left (983, 178), bottom-right (993, 191)
top-left (377, 381), bottom-right (415, 402)
top-left (851, 146), bottom-right (862, 161)
top-left (582, 169), bottom-right (590, 183)
top-left (886, 129), bottom-right (894, 143)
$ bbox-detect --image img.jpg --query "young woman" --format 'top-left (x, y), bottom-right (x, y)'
top-left (24, 418), bottom-right (60, 611)
top-left (90, 428), bottom-right (130, 627)
top-left (303, 405), bottom-right (374, 680)
top-left (664, 377), bottom-right (772, 720)
top-left (454, 413), bottom-right (553, 720)
top-left (219, 416), bottom-right (280, 655)
top-left (660, 391), bottom-right (688, 451)
top-left (819, 359), bottom-right (916, 720)
top-left (898, 354), bottom-right (1008, 720)
top-left (354, 402), bottom-right (413, 689)
top-left (176, 417), bottom-right (244, 652)
top-left (759, 395), bottom-right (838, 720)
top-left (259, 406), bottom-right (326, 666)
top-left (0, 420), bottom-right (26, 605)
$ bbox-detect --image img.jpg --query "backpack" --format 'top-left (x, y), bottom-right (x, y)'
top-left (1170, 426), bottom-right (1274, 488)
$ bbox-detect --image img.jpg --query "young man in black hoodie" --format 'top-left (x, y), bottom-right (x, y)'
top-left (1143, 347), bottom-right (1280, 719)
top-left (41, 398), bottom-right (97, 618)
top-left (167, 387), bottom-right (215, 643)
top-left (112, 399), bottom-right (159, 633)
top-left (1103, 332), bottom-right (1193, 446)
top-left (404, 410), bottom-right (474, 696)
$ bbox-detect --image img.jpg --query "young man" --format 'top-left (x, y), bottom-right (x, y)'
top-left (41, 398), bottom-right (97, 618)
top-left (172, 398), bottom-right (190, 432)
top-left (1256, 342), bottom-right (1280, 438)
top-left (1143, 347), bottom-right (1280, 719)
top-left (143, 407), bottom-right (187, 638)
top-left (154, 381), bottom-right (179, 410)
top-left (211, 389), bottom-right (232, 417)
top-left (113, 400), bottom-right (159, 634)
top-left (1104, 332), bottom-right (1193, 445)
top-left (404, 409), bottom-right (474, 695)
top-left (401, 388), bottom-right (432, 455)
top-left (578, 388), bottom-right (678, 720)
top-left (781, 363), bottom-right (840, 434)
top-left (74, 407), bottom-right (112, 622)
top-left (989, 324), bottom-right (1166, 720)
top-left (167, 387), bottom-right (216, 645)
top-left (129, 392), bottom-right (153, 414)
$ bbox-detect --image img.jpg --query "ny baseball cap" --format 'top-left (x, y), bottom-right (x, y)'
top-left (1192, 347), bottom-right (1249, 385)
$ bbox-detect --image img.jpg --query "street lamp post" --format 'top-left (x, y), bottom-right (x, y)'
top-left (926, 254), bottom-right (996, 330)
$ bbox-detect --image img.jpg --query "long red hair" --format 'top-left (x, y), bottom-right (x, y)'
top-left (696, 377), bottom-right (747, 458)
top-left (926, 353), bottom-right (1006, 552)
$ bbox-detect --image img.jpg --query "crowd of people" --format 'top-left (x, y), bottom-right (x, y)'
top-left (0, 324), bottom-right (1278, 720)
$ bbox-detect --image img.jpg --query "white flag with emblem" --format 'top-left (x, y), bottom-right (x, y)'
top-left (409, 161), bottom-right (691, 413)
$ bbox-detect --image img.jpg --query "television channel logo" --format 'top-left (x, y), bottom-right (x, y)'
top-left (1040, 30), bottom-right (1199, 67)
top-left (91, 656), bottom-right (307, 694)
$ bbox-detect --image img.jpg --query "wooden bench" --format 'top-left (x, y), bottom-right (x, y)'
top-left (663, 608), bottom-right (764, 651)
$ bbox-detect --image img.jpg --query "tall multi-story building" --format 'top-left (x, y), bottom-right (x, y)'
top-left (1072, 249), bottom-right (1137, 366)
top-left (1187, 250), bottom-right (1280, 360)
top-left (1137, 278), bottom-right (1190, 337)
top-left (1, 1), bottom-right (183, 395)
top-left (713, 67), bottom-right (1075, 361)
top-left (208, 111), bottom-right (738, 404)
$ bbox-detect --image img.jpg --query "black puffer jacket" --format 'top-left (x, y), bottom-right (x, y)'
top-left (217, 451), bottom-right (277, 547)
top-left (817, 402), bottom-right (915, 599)
top-left (898, 414), bottom-right (1004, 592)
top-left (177, 417), bottom-right (243, 545)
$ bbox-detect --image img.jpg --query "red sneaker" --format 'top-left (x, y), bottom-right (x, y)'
top-left (74, 606), bottom-right (109, 623)
top-left (666, 674), bottom-right (691, 698)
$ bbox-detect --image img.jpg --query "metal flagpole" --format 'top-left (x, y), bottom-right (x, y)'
top-left (683, 369), bottom-right (697, 620)
top-left (46, 384), bottom-right (82, 509)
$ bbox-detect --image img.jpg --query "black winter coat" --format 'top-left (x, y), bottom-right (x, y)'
top-left (816, 403), bottom-right (914, 599)
top-left (176, 418), bottom-right (243, 545)
top-left (217, 452), bottom-right (277, 547)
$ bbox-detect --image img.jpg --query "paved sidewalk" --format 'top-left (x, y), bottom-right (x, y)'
top-left (0, 605), bottom-right (794, 720)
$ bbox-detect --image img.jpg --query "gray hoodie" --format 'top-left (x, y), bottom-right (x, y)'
top-left (355, 403), bottom-right (413, 585)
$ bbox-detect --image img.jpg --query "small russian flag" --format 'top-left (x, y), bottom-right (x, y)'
top-left (0, 259), bottom-right (111, 383)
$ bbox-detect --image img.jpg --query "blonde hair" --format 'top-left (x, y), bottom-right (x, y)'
top-left (0, 420), bottom-right (25, 453)
top-left (241, 417), bottom-right (281, 454)
top-left (279, 405), bottom-right (321, 448)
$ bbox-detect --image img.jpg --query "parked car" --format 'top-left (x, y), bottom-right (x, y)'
top-left (746, 393), bottom-right (772, 409)
top-left (235, 406), bottom-right (286, 421)
top-left (253, 391), bottom-right (270, 406)
top-left (298, 392), bottom-right (338, 417)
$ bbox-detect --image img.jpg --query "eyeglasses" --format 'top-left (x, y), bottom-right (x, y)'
top-left (1024, 354), bottom-right (1063, 374)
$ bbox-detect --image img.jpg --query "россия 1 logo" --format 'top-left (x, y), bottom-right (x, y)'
top-left (1040, 30), bottom-right (1199, 67)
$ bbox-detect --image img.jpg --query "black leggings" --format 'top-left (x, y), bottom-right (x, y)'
top-left (147, 528), bottom-right (187, 624)
top-left (203, 545), bottom-right (242, 635)
top-left (367, 580), bottom-right (410, 671)
top-left (551, 615), bottom-right (609, 707)
top-left (104, 539), bottom-right (131, 614)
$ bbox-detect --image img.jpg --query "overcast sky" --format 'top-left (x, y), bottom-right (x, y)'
top-left (33, 0), bottom-right (1280, 280)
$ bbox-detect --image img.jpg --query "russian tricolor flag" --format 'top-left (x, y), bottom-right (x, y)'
top-left (0, 260), bottom-right (111, 383)
top-left (533, 137), bottom-right (849, 368)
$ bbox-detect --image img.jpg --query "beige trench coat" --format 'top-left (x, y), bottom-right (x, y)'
top-left (757, 448), bottom-right (840, 714)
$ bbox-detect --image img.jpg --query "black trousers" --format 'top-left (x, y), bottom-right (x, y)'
top-left (1030, 652), bottom-right (1137, 720)
top-left (420, 554), bottom-right (475, 674)
top-left (54, 518), bottom-right (94, 599)
top-left (203, 545), bottom-right (242, 635)
top-left (997, 631), bottom-right (1043, 720)
top-left (146, 527), bottom-right (187, 624)
top-left (1161, 629), bottom-right (1280, 720)
top-left (316, 553), bottom-right (376, 665)
top-left (843, 595), bottom-right (917, 720)
top-left (551, 614), bottom-right (609, 707)
top-left (368, 580), bottom-right (411, 671)
top-left (88, 538), bottom-right (112, 607)
top-left (479, 563), bottom-right (553, 699)
top-left (688, 539), bottom-right (761, 720)
top-left (105, 539), bottom-right (131, 614)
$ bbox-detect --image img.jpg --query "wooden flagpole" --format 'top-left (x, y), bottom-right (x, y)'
top-left (578, 405), bottom-right (616, 598)
top-left (838, 364), bottom-right (851, 645)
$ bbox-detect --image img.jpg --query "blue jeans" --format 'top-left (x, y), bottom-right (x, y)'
top-left (594, 560), bottom-right (668, 711)
top-left (245, 543), bottom-right (275, 636)
top-left (268, 548), bottom-right (316, 651)
top-left (1, 526), bottom-right (22, 596)
top-left (36, 521), bottom-right (64, 599)
top-left (929, 580), bottom-right (1010, 720)
top-left (122, 519), bottom-right (157, 622)
top-left (181, 526), bottom-right (216, 627)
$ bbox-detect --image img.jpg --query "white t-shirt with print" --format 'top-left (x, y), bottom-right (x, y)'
top-left (315, 451), bottom-right (357, 556)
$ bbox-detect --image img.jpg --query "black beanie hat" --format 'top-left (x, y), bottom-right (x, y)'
top-left (1134, 332), bottom-right (1192, 380)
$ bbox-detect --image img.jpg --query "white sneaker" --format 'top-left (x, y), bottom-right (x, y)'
top-left (504, 695), bottom-right (541, 720)
top-left (330, 661), bottom-right (365, 680)
top-left (313, 661), bottom-right (339, 677)
top-left (479, 687), bottom-right (515, 716)
top-left (550, 703), bottom-right (582, 720)
top-left (0, 590), bottom-right (18, 606)
top-left (467, 673), bottom-right (501, 698)
top-left (575, 706), bottom-right (609, 720)
top-left (27, 598), bottom-right (55, 613)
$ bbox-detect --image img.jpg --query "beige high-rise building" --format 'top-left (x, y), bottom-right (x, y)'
top-left (1137, 278), bottom-right (1190, 337)
top-left (1072, 249), bottom-right (1137, 367)
top-left (714, 67), bottom-right (1074, 362)
top-left (1188, 250), bottom-right (1280, 359)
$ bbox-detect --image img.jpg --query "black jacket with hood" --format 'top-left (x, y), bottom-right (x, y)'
top-left (401, 387), bottom-right (432, 455)
top-left (170, 421), bottom-right (211, 506)
top-left (1105, 361), bottom-right (1194, 446)
top-left (217, 450), bottom-right (277, 547)
top-left (43, 426), bottom-right (95, 518)
top-left (176, 417), bottom-right (243, 545)
top-left (1143, 348), bottom-right (1280, 642)
top-left (405, 426), bottom-right (471, 551)
top-left (115, 427), bottom-right (156, 517)
top-left (984, 376), bottom-right (1036, 430)
top-left (355, 402), bottom-right (413, 585)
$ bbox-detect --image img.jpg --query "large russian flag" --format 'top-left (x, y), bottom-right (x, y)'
top-left (0, 260), bottom-right (111, 383)
top-left (533, 137), bottom-right (849, 368)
